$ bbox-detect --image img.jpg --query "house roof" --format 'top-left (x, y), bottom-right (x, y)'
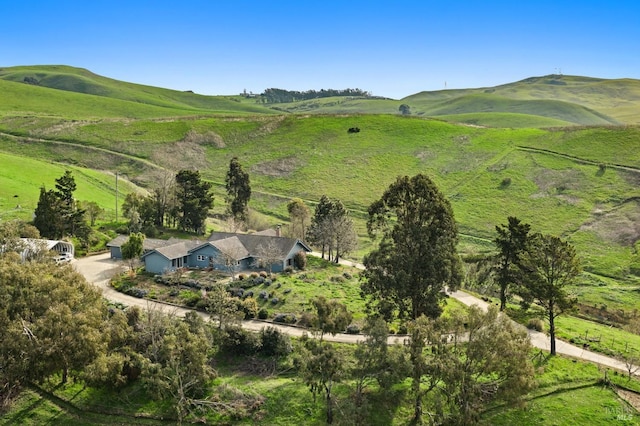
top-left (211, 237), bottom-right (250, 260)
top-left (139, 229), bottom-right (311, 264)
top-left (107, 235), bottom-right (181, 252)
top-left (208, 231), bottom-right (311, 258)
top-left (142, 240), bottom-right (202, 260)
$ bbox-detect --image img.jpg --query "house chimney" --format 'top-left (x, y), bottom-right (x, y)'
top-left (276, 224), bottom-right (281, 237)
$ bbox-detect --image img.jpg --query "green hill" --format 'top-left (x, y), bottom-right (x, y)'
top-left (3, 66), bottom-right (639, 126)
top-left (0, 65), bottom-right (276, 117)
top-left (403, 74), bottom-right (640, 125)
top-left (2, 66), bottom-right (640, 289)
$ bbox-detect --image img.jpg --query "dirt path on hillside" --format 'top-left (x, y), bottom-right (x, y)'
top-left (74, 253), bottom-right (638, 376)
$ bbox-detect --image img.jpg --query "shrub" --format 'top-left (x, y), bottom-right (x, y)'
top-left (273, 313), bottom-right (297, 324)
top-left (297, 312), bottom-right (315, 328)
top-left (219, 326), bottom-right (261, 355)
top-left (283, 288), bottom-right (292, 294)
top-left (250, 272), bottom-right (259, 279)
top-left (342, 271), bottom-right (352, 280)
top-left (294, 251), bottom-right (307, 270)
top-left (238, 273), bottom-right (246, 281)
top-left (284, 266), bottom-right (294, 274)
top-left (241, 297), bottom-right (259, 319)
top-left (398, 324), bottom-right (408, 335)
top-left (271, 297), bottom-right (279, 305)
top-left (346, 324), bottom-right (360, 334)
top-left (527, 318), bottom-right (545, 332)
top-left (260, 271), bottom-right (268, 278)
top-left (259, 326), bottom-right (293, 357)
top-left (500, 177), bottom-right (512, 188)
top-left (330, 275), bottom-right (345, 283)
top-left (258, 308), bottom-right (269, 320)
top-left (254, 276), bottom-right (265, 285)
top-left (259, 290), bottom-right (268, 300)
top-left (264, 278), bottom-right (272, 286)
top-left (179, 290), bottom-right (201, 307)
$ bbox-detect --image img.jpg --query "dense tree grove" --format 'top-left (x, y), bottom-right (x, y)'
top-left (362, 174), bottom-right (462, 321)
top-left (259, 87), bottom-right (371, 103)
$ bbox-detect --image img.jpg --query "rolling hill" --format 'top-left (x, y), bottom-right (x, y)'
top-left (1, 65), bottom-right (640, 291)
top-left (2, 66), bottom-right (639, 126)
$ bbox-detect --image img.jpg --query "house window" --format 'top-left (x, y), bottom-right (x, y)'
top-left (197, 255), bottom-right (207, 261)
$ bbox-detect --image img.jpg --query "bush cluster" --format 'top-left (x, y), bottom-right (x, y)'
top-left (273, 313), bottom-right (297, 324)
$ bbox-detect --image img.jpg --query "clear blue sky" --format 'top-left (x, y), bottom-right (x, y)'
top-left (2, 1), bottom-right (638, 99)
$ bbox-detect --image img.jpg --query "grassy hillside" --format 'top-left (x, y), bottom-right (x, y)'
top-left (0, 65), bottom-right (276, 117)
top-left (3, 66), bottom-right (639, 127)
top-left (0, 151), bottom-right (138, 222)
top-left (2, 66), bottom-right (640, 315)
top-left (403, 75), bottom-right (640, 125)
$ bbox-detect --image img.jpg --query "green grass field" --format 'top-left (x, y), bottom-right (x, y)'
top-left (0, 151), bottom-right (138, 222)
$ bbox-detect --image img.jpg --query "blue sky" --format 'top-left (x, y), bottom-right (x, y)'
top-left (2, 1), bottom-right (638, 99)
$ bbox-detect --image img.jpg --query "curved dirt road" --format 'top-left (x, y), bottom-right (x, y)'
top-left (74, 253), bottom-right (637, 374)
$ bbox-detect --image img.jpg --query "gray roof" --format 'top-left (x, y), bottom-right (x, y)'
top-left (208, 231), bottom-right (311, 258)
top-left (107, 235), bottom-right (182, 252)
top-left (146, 240), bottom-right (202, 260)
top-left (210, 237), bottom-right (250, 260)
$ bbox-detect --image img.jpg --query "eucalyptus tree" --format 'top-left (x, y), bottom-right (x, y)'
top-left (494, 216), bottom-right (531, 311)
top-left (362, 174), bottom-right (462, 321)
top-left (517, 233), bottom-right (580, 355)
top-left (225, 157), bottom-right (251, 223)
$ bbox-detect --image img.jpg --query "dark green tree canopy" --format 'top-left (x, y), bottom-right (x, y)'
top-left (175, 169), bottom-right (214, 234)
top-left (362, 174), bottom-right (462, 320)
top-left (225, 157), bottom-right (251, 223)
top-left (33, 171), bottom-right (87, 239)
top-left (494, 216), bottom-right (531, 311)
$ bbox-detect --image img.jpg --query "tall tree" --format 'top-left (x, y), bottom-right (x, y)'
top-left (297, 339), bottom-right (345, 424)
top-left (517, 233), bottom-right (580, 355)
top-left (308, 196), bottom-right (355, 262)
top-left (329, 209), bottom-right (357, 263)
top-left (33, 186), bottom-right (63, 239)
top-left (34, 171), bottom-right (88, 239)
top-left (308, 195), bottom-right (334, 259)
top-left (494, 216), bottom-right (531, 311)
top-left (175, 170), bottom-right (214, 234)
top-left (225, 157), bottom-right (251, 223)
top-left (287, 198), bottom-right (311, 240)
top-left (54, 170), bottom-right (86, 236)
top-left (362, 174), bottom-right (462, 321)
